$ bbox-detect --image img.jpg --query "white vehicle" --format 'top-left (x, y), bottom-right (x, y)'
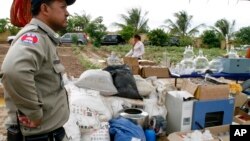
top-left (7, 36), bottom-right (16, 44)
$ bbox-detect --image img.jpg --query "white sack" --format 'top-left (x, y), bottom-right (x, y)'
top-left (143, 98), bottom-right (167, 119)
top-left (63, 114), bottom-right (81, 141)
top-left (74, 69), bottom-right (118, 96)
top-left (81, 122), bottom-right (110, 141)
top-left (134, 75), bottom-right (155, 97)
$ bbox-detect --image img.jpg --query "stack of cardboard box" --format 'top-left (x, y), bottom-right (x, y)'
top-left (123, 57), bottom-right (140, 75)
top-left (123, 57), bottom-right (170, 78)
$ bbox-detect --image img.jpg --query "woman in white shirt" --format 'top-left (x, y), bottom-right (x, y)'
top-left (125, 34), bottom-right (145, 59)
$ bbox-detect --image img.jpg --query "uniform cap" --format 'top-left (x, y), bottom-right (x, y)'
top-left (32, 0), bottom-right (76, 6)
top-left (65, 0), bottom-right (76, 5)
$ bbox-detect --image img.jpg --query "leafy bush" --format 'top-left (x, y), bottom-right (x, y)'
top-left (235, 26), bottom-right (250, 45)
top-left (0, 18), bottom-right (8, 33)
top-left (148, 28), bottom-right (169, 46)
top-left (201, 30), bottom-right (220, 48)
top-left (119, 25), bottom-right (134, 42)
top-left (179, 36), bottom-right (193, 46)
top-left (71, 34), bottom-right (78, 45)
top-left (85, 16), bottom-right (106, 47)
top-left (8, 25), bottom-right (20, 35)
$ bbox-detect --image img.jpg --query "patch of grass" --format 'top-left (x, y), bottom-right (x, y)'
top-left (78, 55), bottom-right (100, 69)
top-left (99, 45), bottom-right (246, 65)
top-left (71, 45), bottom-right (100, 69)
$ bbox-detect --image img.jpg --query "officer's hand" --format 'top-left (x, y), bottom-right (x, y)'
top-left (18, 116), bottom-right (42, 128)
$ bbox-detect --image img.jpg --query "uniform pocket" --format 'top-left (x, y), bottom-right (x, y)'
top-left (52, 61), bottom-right (65, 89)
top-left (53, 62), bottom-right (65, 74)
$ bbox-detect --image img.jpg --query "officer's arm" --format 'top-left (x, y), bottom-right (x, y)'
top-left (2, 32), bottom-right (47, 121)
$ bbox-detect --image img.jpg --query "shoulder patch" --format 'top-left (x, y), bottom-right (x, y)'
top-left (21, 33), bottom-right (39, 44)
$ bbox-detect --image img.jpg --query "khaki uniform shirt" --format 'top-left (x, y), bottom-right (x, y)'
top-left (1, 18), bottom-right (69, 136)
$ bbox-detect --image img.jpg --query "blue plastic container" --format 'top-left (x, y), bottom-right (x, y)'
top-left (144, 129), bottom-right (156, 141)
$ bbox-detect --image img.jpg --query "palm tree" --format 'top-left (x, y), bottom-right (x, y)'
top-left (113, 8), bottom-right (149, 35)
top-left (212, 18), bottom-right (236, 40)
top-left (72, 11), bottom-right (92, 32)
top-left (163, 10), bottom-right (205, 37)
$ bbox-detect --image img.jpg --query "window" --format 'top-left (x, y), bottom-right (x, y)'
top-left (62, 34), bottom-right (70, 39)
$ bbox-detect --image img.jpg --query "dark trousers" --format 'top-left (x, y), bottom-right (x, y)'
top-left (24, 127), bottom-right (66, 141)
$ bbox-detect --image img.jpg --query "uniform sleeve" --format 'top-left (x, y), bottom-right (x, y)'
top-left (1, 32), bottom-right (47, 120)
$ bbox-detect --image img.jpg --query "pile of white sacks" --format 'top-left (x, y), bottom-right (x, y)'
top-left (63, 69), bottom-right (175, 141)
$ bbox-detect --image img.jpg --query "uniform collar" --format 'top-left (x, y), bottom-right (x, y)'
top-left (30, 18), bottom-right (60, 45)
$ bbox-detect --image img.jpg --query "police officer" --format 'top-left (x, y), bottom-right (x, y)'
top-left (1, 0), bottom-right (76, 140)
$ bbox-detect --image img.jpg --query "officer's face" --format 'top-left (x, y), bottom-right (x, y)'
top-left (45, 0), bottom-right (69, 31)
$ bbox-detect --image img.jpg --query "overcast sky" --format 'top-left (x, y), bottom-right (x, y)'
top-left (1, 0), bottom-right (250, 33)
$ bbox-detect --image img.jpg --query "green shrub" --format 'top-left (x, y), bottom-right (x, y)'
top-left (71, 34), bottom-right (78, 45)
top-left (8, 25), bottom-right (20, 35)
top-left (201, 30), bottom-right (220, 48)
top-left (119, 25), bottom-right (134, 42)
top-left (179, 36), bottom-right (193, 47)
top-left (0, 18), bottom-right (8, 33)
top-left (235, 26), bottom-right (250, 45)
top-left (85, 16), bottom-right (107, 48)
top-left (148, 28), bottom-right (169, 46)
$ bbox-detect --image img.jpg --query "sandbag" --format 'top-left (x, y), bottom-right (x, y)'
top-left (63, 113), bottom-right (81, 141)
top-left (143, 98), bottom-right (167, 119)
top-left (81, 122), bottom-right (110, 141)
top-left (134, 75), bottom-right (155, 97)
top-left (69, 87), bottom-right (112, 121)
top-left (65, 84), bottom-right (112, 133)
top-left (104, 65), bottom-right (142, 100)
top-left (109, 117), bottom-right (146, 141)
top-left (74, 69), bottom-right (118, 96)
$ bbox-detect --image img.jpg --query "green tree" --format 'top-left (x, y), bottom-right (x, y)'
top-left (0, 18), bottom-right (8, 33)
top-left (113, 8), bottom-right (149, 37)
top-left (212, 18), bottom-right (236, 40)
top-left (8, 25), bottom-right (21, 35)
top-left (148, 28), bottom-right (169, 46)
top-left (201, 30), bottom-right (220, 48)
top-left (119, 25), bottom-right (134, 42)
top-left (85, 16), bottom-right (107, 47)
top-left (164, 10), bottom-right (205, 37)
top-left (60, 12), bottom-right (91, 35)
top-left (235, 26), bottom-right (250, 44)
top-left (71, 12), bottom-right (91, 32)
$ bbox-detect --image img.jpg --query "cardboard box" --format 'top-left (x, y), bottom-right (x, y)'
top-left (129, 66), bottom-right (140, 75)
top-left (167, 125), bottom-right (229, 141)
top-left (138, 60), bottom-right (157, 66)
top-left (234, 107), bottom-right (250, 125)
top-left (234, 93), bottom-right (248, 108)
top-left (181, 79), bottom-right (229, 100)
top-left (141, 66), bottom-right (170, 78)
top-left (205, 125), bottom-right (229, 141)
top-left (167, 131), bottom-right (221, 141)
top-left (166, 91), bottom-right (195, 134)
top-left (123, 57), bottom-right (139, 66)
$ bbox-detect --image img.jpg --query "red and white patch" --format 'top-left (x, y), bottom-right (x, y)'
top-left (21, 33), bottom-right (38, 44)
